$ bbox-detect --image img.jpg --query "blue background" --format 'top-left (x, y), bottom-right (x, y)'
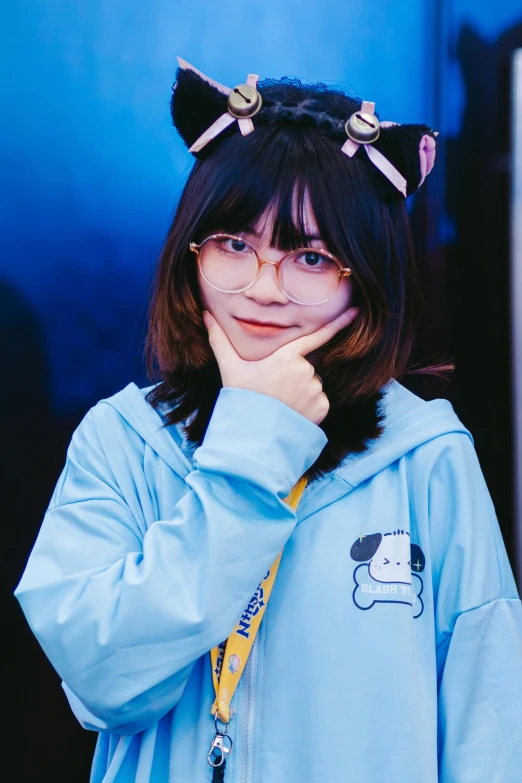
top-left (0, 0), bottom-right (485, 412)
top-left (3, 0), bottom-right (521, 413)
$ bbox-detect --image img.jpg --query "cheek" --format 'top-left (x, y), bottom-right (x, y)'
top-left (197, 272), bottom-right (210, 309)
top-left (197, 277), bottom-right (241, 334)
top-left (199, 287), bottom-right (211, 311)
top-left (302, 278), bottom-right (353, 329)
top-left (198, 274), bottom-right (224, 313)
top-left (332, 276), bottom-right (353, 309)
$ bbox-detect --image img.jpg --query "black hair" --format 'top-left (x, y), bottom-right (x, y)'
top-left (145, 119), bottom-right (424, 481)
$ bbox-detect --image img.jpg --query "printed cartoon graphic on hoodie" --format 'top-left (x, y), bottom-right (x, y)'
top-left (350, 530), bottom-right (426, 617)
top-left (13, 380), bottom-right (522, 783)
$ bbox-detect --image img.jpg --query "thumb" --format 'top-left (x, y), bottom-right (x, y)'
top-left (202, 311), bottom-right (241, 372)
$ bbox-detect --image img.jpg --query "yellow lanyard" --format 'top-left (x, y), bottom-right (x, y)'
top-left (209, 475), bottom-right (309, 724)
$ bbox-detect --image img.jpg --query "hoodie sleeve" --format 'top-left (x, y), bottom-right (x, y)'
top-left (427, 432), bottom-right (522, 782)
top-left (14, 387), bottom-right (327, 735)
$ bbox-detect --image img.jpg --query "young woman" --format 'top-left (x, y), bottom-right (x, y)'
top-left (15, 58), bottom-right (522, 783)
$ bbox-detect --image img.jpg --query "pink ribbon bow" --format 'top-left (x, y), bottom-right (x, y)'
top-left (341, 102), bottom-right (437, 196)
top-left (340, 103), bottom-right (408, 197)
top-left (176, 57), bottom-right (259, 153)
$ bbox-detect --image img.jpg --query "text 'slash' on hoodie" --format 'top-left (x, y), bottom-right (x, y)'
top-left (14, 380), bottom-right (522, 783)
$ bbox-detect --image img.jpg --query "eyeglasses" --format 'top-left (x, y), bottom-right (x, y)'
top-left (189, 233), bottom-right (352, 305)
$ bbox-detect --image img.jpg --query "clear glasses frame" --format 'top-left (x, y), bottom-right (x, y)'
top-left (189, 233), bottom-right (352, 306)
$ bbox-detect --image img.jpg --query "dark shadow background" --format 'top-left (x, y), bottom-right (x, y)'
top-left (406, 19), bottom-right (522, 568)
top-left (3, 10), bottom-right (522, 783)
top-left (1, 279), bottom-right (99, 777)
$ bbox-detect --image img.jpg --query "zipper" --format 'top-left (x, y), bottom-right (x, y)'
top-left (234, 478), bottom-right (325, 782)
top-left (237, 629), bottom-right (261, 783)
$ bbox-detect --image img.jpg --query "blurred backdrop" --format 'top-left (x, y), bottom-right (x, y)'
top-left (2, 1), bottom-right (522, 779)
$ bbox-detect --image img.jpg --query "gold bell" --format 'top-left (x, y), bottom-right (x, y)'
top-left (345, 103), bottom-right (380, 144)
top-left (227, 83), bottom-right (263, 119)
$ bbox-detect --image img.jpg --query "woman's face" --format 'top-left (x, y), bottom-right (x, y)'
top-left (197, 194), bottom-right (354, 361)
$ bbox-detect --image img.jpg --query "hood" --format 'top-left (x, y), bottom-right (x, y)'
top-left (335, 380), bottom-right (471, 489)
top-left (99, 379), bottom-right (471, 503)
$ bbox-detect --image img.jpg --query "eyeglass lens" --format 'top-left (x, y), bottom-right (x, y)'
top-left (199, 235), bottom-right (343, 304)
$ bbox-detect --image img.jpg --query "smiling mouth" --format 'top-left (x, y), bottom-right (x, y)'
top-left (235, 317), bottom-right (291, 327)
top-left (234, 317), bottom-right (294, 334)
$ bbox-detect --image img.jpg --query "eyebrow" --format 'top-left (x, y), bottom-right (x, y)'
top-left (244, 227), bottom-right (324, 242)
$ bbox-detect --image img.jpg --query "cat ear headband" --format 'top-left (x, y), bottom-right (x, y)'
top-left (171, 57), bottom-right (437, 198)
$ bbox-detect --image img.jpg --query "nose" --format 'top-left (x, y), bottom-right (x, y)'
top-left (243, 259), bottom-right (289, 305)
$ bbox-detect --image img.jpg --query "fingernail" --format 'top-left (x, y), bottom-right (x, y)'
top-left (203, 311), bottom-right (214, 327)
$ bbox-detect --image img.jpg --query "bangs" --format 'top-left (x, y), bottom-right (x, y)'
top-left (188, 124), bottom-right (367, 257)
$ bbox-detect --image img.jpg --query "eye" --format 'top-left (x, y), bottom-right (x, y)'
top-left (295, 250), bottom-right (334, 269)
top-left (222, 237), bottom-right (250, 253)
top-left (383, 558), bottom-right (390, 564)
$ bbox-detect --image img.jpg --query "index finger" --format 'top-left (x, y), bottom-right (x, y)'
top-left (203, 310), bottom-right (243, 369)
top-left (277, 307), bottom-right (359, 358)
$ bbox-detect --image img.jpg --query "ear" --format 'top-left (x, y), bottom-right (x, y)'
top-left (170, 59), bottom-right (231, 156)
top-left (410, 544), bottom-right (426, 573)
top-left (350, 533), bottom-right (382, 562)
top-left (372, 123), bottom-right (437, 196)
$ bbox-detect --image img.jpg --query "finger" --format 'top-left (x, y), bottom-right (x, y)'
top-left (278, 307), bottom-right (359, 358)
top-left (202, 311), bottom-right (241, 368)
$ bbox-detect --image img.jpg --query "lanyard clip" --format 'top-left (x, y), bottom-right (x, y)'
top-left (208, 715), bottom-right (233, 768)
top-left (208, 733), bottom-right (233, 767)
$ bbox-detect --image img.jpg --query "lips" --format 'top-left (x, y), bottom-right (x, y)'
top-left (234, 317), bottom-right (293, 335)
top-left (234, 317), bottom-right (290, 328)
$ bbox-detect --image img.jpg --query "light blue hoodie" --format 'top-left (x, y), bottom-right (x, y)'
top-left (14, 380), bottom-right (522, 782)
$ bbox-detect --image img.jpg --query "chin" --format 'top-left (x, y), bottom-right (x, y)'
top-left (231, 335), bottom-right (289, 362)
top-left (233, 343), bottom-right (278, 361)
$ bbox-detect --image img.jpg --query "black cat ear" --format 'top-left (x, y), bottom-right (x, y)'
top-left (342, 101), bottom-right (437, 197)
top-left (170, 57), bottom-right (231, 155)
top-left (170, 64), bottom-right (438, 191)
top-left (371, 122), bottom-right (438, 197)
top-left (170, 57), bottom-right (262, 158)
